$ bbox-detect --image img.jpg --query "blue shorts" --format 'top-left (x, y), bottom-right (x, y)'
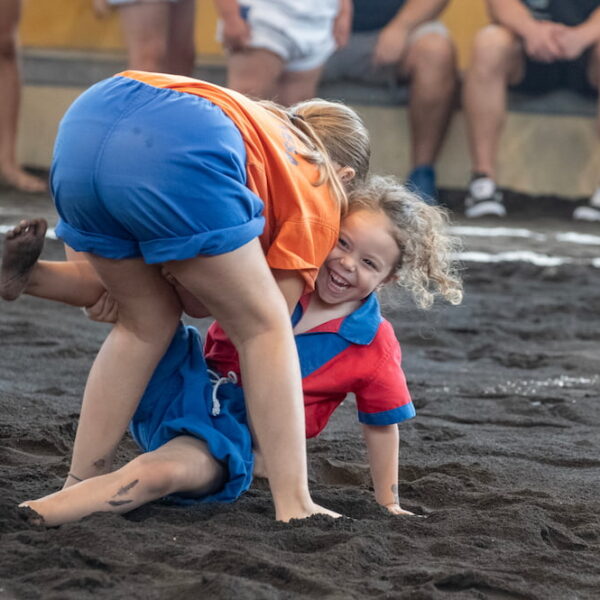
top-left (51, 75), bottom-right (265, 263)
top-left (129, 323), bottom-right (253, 504)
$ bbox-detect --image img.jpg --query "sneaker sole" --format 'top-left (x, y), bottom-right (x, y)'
top-left (573, 206), bottom-right (600, 222)
top-left (465, 200), bottom-right (507, 218)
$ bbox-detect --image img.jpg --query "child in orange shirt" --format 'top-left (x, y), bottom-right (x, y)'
top-left (1, 72), bottom-right (369, 522)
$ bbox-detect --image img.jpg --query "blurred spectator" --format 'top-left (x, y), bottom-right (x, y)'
top-left (93, 0), bottom-right (196, 75)
top-left (322, 0), bottom-right (457, 205)
top-left (0, 0), bottom-right (46, 192)
top-left (463, 0), bottom-right (600, 220)
top-left (214, 0), bottom-right (352, 106)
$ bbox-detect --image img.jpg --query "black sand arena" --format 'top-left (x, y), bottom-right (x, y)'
top-left (1, 189), bottom-right (599, 599)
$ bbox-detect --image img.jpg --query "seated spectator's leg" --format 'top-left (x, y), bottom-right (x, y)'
top-left (463, 25), bottom-right (524, 181)
top-left (587, 40), bottom-right (600, 134)
top-left (0, 0), bottom-right (46, 192)
top-left (401, 26), bottom-right (457, 179)
top-left (573, 40), bottom-right (600, 221)
top-left (278, 66), bottom-right (324, 106)
top-left (167, 0), bottom-right (196, 76)
top-left (118, 1), bottom-right (171, 72)
top-left (227, 48), bottom-right (284, 100)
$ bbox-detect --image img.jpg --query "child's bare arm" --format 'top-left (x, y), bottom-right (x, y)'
top-left (361, 423), bottom-right (413, 515)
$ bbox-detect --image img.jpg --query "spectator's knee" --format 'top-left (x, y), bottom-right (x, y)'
top-left (470, 25), bottom-right (517, 74)
top-left (413, 33), bottom-right (456, 73)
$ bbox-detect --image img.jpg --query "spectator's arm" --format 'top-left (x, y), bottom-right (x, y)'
top-left (213, 0), bottom-right (251, 51)
top-left (389, 0), bottom-right (450, 32)
top-left (487, 0), bottom-right (563, 62)
top-left (486, 0), bottom-right (540, 37)
top-left (362, 423), bottom-right (413, 515)
top-left (333, 0), bottom-right (353, 49)
top-left (555, 7), bottom-right (600, 60)
top-left (372, 0), bottom-right (449, 66)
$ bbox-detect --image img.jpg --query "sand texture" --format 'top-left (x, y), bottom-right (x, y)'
top-left (1, 220), bottom-right (600, 599)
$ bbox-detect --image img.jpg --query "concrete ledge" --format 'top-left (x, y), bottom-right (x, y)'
top-left (18, 49), bottom-right (600, 198)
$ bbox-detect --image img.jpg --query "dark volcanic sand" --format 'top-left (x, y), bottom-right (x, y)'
top-left (1, 194), bottom-right (600, 599)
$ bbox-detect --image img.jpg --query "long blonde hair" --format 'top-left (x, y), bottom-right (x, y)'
top-left (259, 98), bottom-right (370, 214)
top-left (348, 176), bottom-right (463, 309)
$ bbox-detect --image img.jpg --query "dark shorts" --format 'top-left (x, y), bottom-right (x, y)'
top-left (129, 324), bottom-right (253, 504)
top-left (51, 75), bottom-right (265, 263)
top-left (512, 51), bottom-right (597, 96)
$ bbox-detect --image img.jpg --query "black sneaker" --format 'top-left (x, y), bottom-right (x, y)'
top-left (573, 187), bottom-right (600, 222)
top-left (464, 176), bottom-right (506, 218)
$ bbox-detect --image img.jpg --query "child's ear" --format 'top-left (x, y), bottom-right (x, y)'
top-left (338, 166), bottom-right (356, 184)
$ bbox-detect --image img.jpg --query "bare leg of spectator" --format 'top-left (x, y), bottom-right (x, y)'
top-left (573, 39), bottom-right (600, 221)
top-left (463, 25), bottom-right (524, 179)
top-left (278, 66), bottom-right (324, 106)
top-left (167, 0), bottom-right (195, 76)
top-left (402, 31), bottom-right (457, 169)
top-left (227, 48), bottom-right (284, 100)
top-left (118, 2), bottom-right (171, 72)
top-left (277, 66), bottom-right (323, 106)
top-left (0, 0), bottom-right (46, 193)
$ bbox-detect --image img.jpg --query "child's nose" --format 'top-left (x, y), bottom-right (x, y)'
top-left (340, 256), bottom-right (356, 271)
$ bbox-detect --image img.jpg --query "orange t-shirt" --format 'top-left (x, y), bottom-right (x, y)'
top-left (119, 71), bottom-right (340, 290)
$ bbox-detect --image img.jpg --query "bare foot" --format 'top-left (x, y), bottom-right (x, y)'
top-left (277, 501), bottom-right (342, 522)
top-left (0, 218), bottom-right (47, 300)
top-left (0, 165), bottom-right (47, 193)
top-left (17, 504), bottom-right (46, 527)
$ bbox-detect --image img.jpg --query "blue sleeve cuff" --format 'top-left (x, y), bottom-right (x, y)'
top-left (358, 403), bottom-right (416, 425)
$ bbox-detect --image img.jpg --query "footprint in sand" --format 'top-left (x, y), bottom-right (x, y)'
top-left (0, 218), bottom-right (47, 301)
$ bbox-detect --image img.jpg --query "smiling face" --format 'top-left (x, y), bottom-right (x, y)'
top-left (315, 208), bottom-right (401, 311)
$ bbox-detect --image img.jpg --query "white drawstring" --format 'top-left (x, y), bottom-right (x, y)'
top-left (207, 369), bottom-right (238, 416)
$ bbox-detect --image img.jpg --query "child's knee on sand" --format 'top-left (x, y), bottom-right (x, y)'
top-left (126, 437), bottom-right (227, 500)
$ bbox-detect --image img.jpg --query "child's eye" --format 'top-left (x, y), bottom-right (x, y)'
top-left (363, 258), bottom-right (377, 269)
top-left (338, 237), bottom-right (349, 248)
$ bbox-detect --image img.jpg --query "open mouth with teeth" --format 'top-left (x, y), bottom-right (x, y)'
top-left (328, 269), bottom-right (351, 292)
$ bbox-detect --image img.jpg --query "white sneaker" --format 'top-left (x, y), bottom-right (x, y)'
top-left (464, 177), bottom-right (506, 218)
top-left (573, 187), bottom-right (600, 222)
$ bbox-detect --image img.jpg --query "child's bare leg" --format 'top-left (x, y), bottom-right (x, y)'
top-left (65, 254), bottom-right (182, 486)
top-left (20, 436), bottom-right (224, 527)
top-left (27, 260), bottom-right (106, 307)
top-left (1, 219), bottom-right (107, 306)
top-left (164, 239), bottom-right (339, 521)
top-left (0, 218), bottom-right (47, 300)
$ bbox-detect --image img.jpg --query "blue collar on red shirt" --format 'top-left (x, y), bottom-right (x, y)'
top-left (292, 292), bottom-right (383, 345)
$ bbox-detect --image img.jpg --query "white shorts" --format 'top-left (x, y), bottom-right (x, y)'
top-left (222, 0), bottom-right (339, 72)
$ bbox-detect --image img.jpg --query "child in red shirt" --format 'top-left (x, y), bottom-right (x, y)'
top-left (5, 176), bottom-right (461, 524)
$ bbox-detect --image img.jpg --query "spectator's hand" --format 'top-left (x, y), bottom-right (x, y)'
top-left (372, 23), bottom-right (409, 67)
top-left (92, 0), bottom-right (110, 18)
top-left (383, 503), bottom-right (415, 516)
top-left (83, 291), bottom-right (118, 323)
top-left (554, 26), bottom-right (590, 60)
top-left (522, 21), bottom-right (565, 62)
top-left (221, 13), bottom-right (251, 51)
top-left (333, 0), bottom-right (353, 49)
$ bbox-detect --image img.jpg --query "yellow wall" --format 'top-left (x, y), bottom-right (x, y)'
top-left (21, 0), bottom-right (489, 65)
top-left (20, 0), bottom-right (222, 55)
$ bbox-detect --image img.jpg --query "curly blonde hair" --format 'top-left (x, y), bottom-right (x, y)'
top-left (258, 98), bottom-right (370, 213)
top-left (347, 175), bottom-right (463, 309)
